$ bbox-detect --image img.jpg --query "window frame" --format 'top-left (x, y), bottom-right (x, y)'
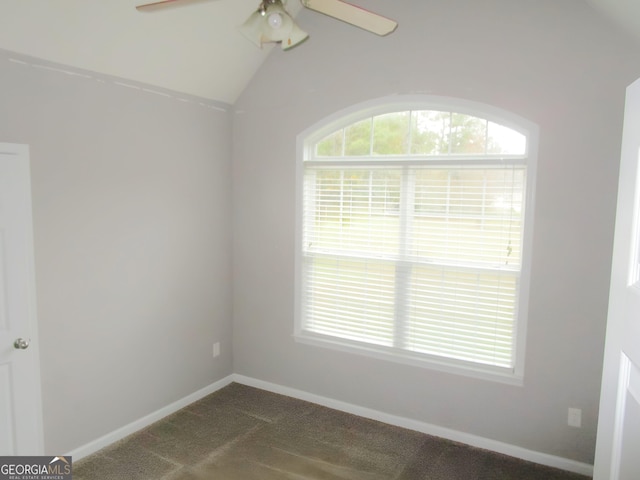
top-left (294, 95), bottom-right (538, 385)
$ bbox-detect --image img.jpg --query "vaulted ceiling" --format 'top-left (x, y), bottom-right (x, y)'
top-left (0, 0), bottom-right (638, 104)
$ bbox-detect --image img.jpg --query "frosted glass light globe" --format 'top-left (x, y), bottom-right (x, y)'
top-left (268, 12), bottom-right (283, 29)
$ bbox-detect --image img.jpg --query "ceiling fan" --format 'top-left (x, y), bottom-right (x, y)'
top-left (136, 0), bottom-right (398, 50)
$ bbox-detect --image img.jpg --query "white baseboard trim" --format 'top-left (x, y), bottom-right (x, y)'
top-left (67, 375), bottom-right (235, 461)
top-left (66, 373), bottom-right (594, 477)
top-left (232, 374), bottom-right (594, 477)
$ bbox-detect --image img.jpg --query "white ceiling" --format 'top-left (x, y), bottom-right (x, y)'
top-left (0, 0), bottom-right (638, 104)
top-left (587, 0), bottom-right (640, 44)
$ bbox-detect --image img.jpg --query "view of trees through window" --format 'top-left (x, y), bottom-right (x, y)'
top-left (315, 110), bottom-right (526, 157)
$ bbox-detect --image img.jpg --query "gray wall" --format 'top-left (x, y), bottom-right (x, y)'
top-left (0, 49), bottom-right (233, 454)
top-left (232, 0), bottom-right (640, 464)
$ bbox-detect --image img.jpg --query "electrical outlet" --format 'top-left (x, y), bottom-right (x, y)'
top-left (213, 342), bottom-right (220, 358)
top-left (568, 408), bottom-right (582, 428)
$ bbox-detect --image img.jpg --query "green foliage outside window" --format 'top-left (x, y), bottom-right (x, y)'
top-left (315, 110), bottom-right (525, 157)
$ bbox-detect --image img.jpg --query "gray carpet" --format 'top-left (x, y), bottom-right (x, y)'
top-left (74, 383), bottom-right (590, 479)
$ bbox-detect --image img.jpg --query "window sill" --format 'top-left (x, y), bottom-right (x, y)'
top-left (294, 331), bottom-right (524, 387)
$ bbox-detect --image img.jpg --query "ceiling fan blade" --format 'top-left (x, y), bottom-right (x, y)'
top-left (301, 0), bottom-right (397, 36)
top-left (136, 0), bottom-right (217, 12)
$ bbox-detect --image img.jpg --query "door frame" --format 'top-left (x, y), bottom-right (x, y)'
top-left (593, 78), bottom-right (640, 478)
top-left (0, 142), bottom-right (44, 455)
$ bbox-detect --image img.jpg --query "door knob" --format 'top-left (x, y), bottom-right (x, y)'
top-left (13, 338), bottom-right (30, 350)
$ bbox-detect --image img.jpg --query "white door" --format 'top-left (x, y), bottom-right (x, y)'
top-left (0, 143), bottom-right (44, 455)
top-left (594, 78), bottom-right (640, 479)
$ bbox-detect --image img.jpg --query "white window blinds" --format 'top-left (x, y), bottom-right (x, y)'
top-left (298, 105), bottom-right (532, 377)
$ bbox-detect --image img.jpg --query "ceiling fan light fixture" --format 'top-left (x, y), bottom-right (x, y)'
top-left (282, 22), bottom-right (308, 50)
top-left (138, 0), bottom-right (397, 52)
top-left (240, 0), bottom-right (308, 50)
top-left (239, 10), bottom-right (266, 48)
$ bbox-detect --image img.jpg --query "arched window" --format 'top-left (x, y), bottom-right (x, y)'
top-left (295, 96), bottom-right (537, 383)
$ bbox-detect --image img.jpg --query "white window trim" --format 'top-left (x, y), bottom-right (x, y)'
top-left (294, 95), bottom-right (538, 386)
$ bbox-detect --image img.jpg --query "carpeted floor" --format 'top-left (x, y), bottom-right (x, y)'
top-left (74, 383), bottom-right (590, 479)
